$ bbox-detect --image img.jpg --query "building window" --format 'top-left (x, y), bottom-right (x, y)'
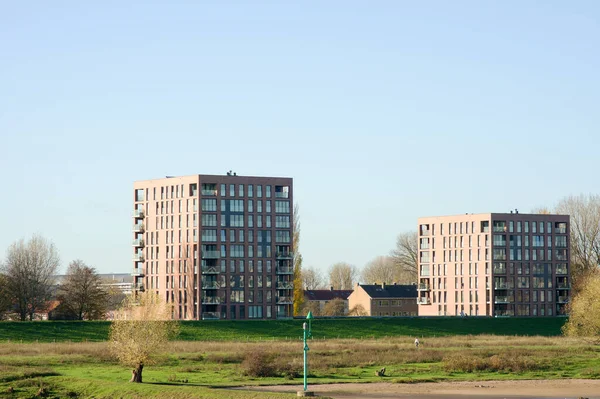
top-left (220, 184), bottom-right (226, 197)
top-left (275, 200), bottom-right (290, 213)
top-left (201, 199), bottom-right (217, 212)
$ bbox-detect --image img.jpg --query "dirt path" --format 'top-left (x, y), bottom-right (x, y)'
top-left (239, 379), bottom-right (600, 399)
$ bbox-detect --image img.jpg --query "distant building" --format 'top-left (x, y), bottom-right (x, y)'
top-left (132, 173), bottom-right (294, 320)
top-left (303, 287), bottom-right (353, 315)
top-left (99, 274), bottom-right (133, 295)
top-left (417, 212), bottom-right (571, 317)
top-left (347, 283), bottom-right (418, 316)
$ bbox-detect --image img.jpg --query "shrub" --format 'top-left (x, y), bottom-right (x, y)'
top-left (241, 351), bottom-right (277, 377)
top-left (443, 352), bottom-right (547, 373)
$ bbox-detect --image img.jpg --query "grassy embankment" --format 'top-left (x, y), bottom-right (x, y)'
top-left (1, 335), bottom-right (600, 398)
top-left (2, 317), bottom-right (596, 399)
top-left (0, 317), bottom-right (566, 342)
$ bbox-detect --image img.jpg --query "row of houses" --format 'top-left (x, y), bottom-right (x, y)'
top-left (304, 283), bottom-right (417, 317)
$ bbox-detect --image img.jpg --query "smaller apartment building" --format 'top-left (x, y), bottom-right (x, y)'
top-left (348, 283), bottom-right (417, 316)
top-left (417, 212), bottom-right (570, 317)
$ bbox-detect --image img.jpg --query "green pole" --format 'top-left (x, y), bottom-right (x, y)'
top-left (303, 311), bottom-right (313, 392)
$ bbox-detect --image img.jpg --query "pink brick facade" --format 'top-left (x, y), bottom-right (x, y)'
top-left (417, 213), bottom-right (570, 317)
top-left (133, 173), bottom-right (293, 320)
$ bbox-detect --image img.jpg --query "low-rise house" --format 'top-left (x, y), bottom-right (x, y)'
top-left (348, 283), bottom-right (418, 316)
top-left (303, 287), bottom-right (354, 316)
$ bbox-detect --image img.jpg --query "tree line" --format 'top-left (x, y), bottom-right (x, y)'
top-left (0, 235), bottom-right (123, 321)
top-left (301, 231), bottom-right (418, 292)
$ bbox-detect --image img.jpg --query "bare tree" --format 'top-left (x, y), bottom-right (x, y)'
top-left (555, 194), bottom-right (600, 289)
top-left (390, 232), bottom-right (418, 283)
top-left (301, 300), bottom-right (321, 317)
top-left (322, 298), bottom-right (346, 316)
top-left (348, 304), bottom-right (367, 317)
top-left (563, 271), bottom-right (600, 343)
top-left (530, 206), bottom-right (552, 214)
top-left (0, 274), bottom-right (11, 319)
top-left (302, 266), bottom-right (326, 290)
top-left (58, 260), bottom-right (108, 320)
top-left (109, 291), bottom-right (179, 383)
top-left (1, 236), bottom-right (59, 321)
top-left (361, 256), bottom-right (407, 285)
top-left (292, 204), bottom-right (304, 316)
top-left (328, 262), bottom-right (358, 290)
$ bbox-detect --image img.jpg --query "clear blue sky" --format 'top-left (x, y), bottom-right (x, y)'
top-left (1, 1), bottom-right (598, 275)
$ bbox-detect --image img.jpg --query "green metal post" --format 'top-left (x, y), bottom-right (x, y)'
top-left (303, 311), bottom-right (313, 392)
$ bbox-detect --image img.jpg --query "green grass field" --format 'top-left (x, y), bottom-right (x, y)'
top-left (1, 335), bottom-right (599, 398)
top-left (0, 317), bottom-right (566, 343)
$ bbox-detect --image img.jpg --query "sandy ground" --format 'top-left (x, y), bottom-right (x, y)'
top-left (238, 380), bottom-right (600, 399)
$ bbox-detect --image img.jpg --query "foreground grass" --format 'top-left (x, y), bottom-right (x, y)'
top-left (0, 317), bottom-right (566, 342)
top-left (0, 335), bottom-right (599, 398)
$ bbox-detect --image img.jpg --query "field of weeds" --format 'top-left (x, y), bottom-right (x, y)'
top-left (1, 335), bottom-right (599, 398)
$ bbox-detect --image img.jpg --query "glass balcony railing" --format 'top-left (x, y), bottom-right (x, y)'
top-left (494, 296), bottom-right (513, 303)
top-left (201, 296), bottom-right (224, 304)
top-left (201, 266), bottom-right (220, 274)
top-left (276, 296), bottom-right (293, 304)
top-left (133, 209), bottom-right (145, 218)
top-left (135, 283), bottom-right (145, 291)
top-left (201, 281), bottom-right (222, 289)
top-left (133, 224), bottom-right (145, 233)
top-left (201, 189), bottom-right (217, 196)
top-left (556, 282), bottom-right (571, 289)
top-left (201, 251), bottom-right (220, 259)
top-left (417, 283), bottom-right (430, 291)
top-left (132, 239), bottom-right (145, 247)
top-left (276, 266), bottom-right (293, 274)
top-left (417, 297), bottom-right (431, 305)
top-left (132, 268), bottom-right (144, 276)
top-left (557, 296), bottom-right (569, 303)
top-left (276, 252), bottom-right (294, 259)
top-left (276, 282), bottom-right (293, 290)
top-left (202, 312), bottom-right (220, 320)
top-left (133, 254), bottom-right (145, 262)
top-left (275, 191), bottom-right (289, 198)
top-left (494, 310), bottom-right (514, 317)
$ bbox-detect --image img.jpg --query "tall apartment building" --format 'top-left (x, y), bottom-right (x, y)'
top-left (417, 212), bottom-right (570, 317)
top-left (132, 173), bottom-right (294, 320)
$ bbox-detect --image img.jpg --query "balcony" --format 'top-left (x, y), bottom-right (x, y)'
top-left (202, 312), bottom-right (220, 320)
top-left (202, 296), bottom-right (224, 305)
top-left (201, 189), bottom-right (217, 196)
top-left (557, 296), bottom-right (569, 303)
top-left (494, 310), bottom-right (514, 317)
top-left (276, 252), bottom-right (294, 259)
top-left (275, 192), bottom-right (289, 199)
top-left (201, 266), bottom-right (220, 274)
top-left (276, 296), bottom-right (293, 304)
top-left (133, 209), bottom-right (145, 219)
top-left (417, 297), bottom-right (431, 305)
top-left (133, 224), bottom-right (145, 233)
top-left (133, 253), bottom-right (145, 262)
top-left (276, 282), bottom-right (293, 290)
top-left (493, 266), bottom-right (506, 274)
top-left (276, 266), bottom-right (294, 274)
top-left (134, 283), bottom-right (145, 291)
top-left (417, 283), bottom-right (430, 291)
top-left (132, 239), bottom-right (145, 248)
top-left (201, 251), bottom-right (220, 259)
top-left (132, 268), bottom-right (144, 276)
top-left (556, 282), bottom-right (571, 289)
top-left (201, 281), bottom-right (222, 290)
top-left (494, 282), bottom-right (508, 289)
top-left (494, 296), bottom-right (513, 304)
